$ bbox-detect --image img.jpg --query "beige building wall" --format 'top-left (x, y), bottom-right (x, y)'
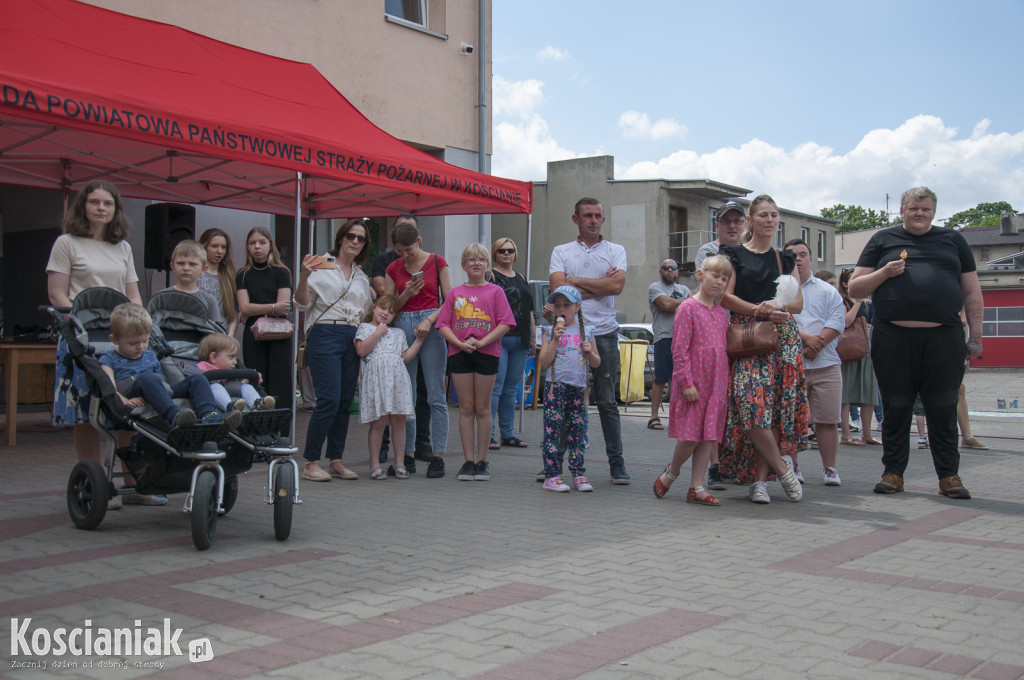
top-left (493, 156), bottom-right (838, 324)
top-left (80, 0), bottom-right (493, 281)
top-left (81, 0), bottom-right (489, 154)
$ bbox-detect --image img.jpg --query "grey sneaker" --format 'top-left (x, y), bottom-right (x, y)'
top-left (474, 460), bottom-right (490, 481)
top-left (173, 408), bottom-right (197, 427)
top-left (610, 462), bottom-right (631, 485)
top-left (706, 464), bottom-right (727, 490)
top-left (748, 481), bottom-right (771, 504)
top-left (456, 460), bottom-right (476, 481)
top-left (918, 437), bottom-right (930, 449)
top-left (778, 455), bottom-right (803, 501)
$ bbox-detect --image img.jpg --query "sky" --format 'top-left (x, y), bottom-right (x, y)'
top-left (490, 0), bottom-right (1024, 221)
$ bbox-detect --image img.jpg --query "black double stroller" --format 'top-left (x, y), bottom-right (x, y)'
top-left (48, 287), bottom-right (301, 550)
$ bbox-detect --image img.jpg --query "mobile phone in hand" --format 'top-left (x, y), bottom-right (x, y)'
top-left (310, 255), bottom-right (336, 269)
top-left (411, 271), bottom-right (424, 283)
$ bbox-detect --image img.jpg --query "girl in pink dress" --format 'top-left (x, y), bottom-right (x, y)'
top-left (653, 255), bottom-right (733, 505)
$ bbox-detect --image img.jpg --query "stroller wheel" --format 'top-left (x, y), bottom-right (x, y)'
top-left (273, 464), bottom-right (293, 541)
top-left (190, 469), bottom-right (218, 551)
top-left (67, 461), bottom-right (110, 530)
top-left (219, 476), bottom-right (239, 516)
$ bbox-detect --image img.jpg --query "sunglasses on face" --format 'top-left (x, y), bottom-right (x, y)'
top-left (662, 266), bottom-right (678, 271)
top-left (342, 232), bottom-right (367, 244)
top-left (496, 248), bottom-right (516, 255)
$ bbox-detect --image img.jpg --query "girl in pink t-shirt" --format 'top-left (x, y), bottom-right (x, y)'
top-left (436, 244), bottom-right (515, 481)
top-left (653, 255), bottom-right (733, 506)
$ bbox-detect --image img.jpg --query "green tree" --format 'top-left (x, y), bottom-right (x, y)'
top-left (944, 201), bottom-right (1014, 229)
top-left (820, 204), bottom-right (890, 233)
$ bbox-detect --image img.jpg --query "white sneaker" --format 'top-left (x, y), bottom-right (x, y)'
top-left (748, 481), bottom-right (771, 504)
top-left (823, 467), bottom-right (841, 486)
top-left (543, 476), bottom-right (570, 492)
top-left (917, 437), bottom-right (930, 449)
top-left (778, 455), bottom-right (803, 501)
top-left (850, 419), bottom-right (862, 432)
top-left (794, 464), bottom-right (805, 484)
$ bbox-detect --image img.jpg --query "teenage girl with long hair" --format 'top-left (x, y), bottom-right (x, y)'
top-left (236, 226), bottom-right (293, 410)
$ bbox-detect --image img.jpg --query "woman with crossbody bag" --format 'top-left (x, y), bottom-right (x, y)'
top-left (383, 221), bottom-right (453, 479)
top-left (294, 220), bottom-right (374, 482)
top-left (718, 195), bottom-right (808, 504)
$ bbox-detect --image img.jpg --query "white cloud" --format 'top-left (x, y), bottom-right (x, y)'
top-left (491, 90), bottom-right (1024, 217)
top-left (536, 45), bottom-right (569, 61)
top-left (618, 111), bottom-right (687, 141)
top-left (490, 76), bottom-right (594, 179)
top-left (493, 115), bottom-right (585, 180)
top-left (493, 74), bottom-right (543, 120)
top-left (619, 115), bottom-right (1024, 217)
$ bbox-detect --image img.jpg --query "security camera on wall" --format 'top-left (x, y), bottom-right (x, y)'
top-left (460, 42), bottom-right (474, 55)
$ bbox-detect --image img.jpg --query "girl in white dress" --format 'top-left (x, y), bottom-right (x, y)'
top-left (355, 295), bottom-right (425, 479)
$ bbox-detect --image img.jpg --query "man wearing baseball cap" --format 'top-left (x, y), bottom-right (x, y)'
top-left (695, 200), bottom-right (747, 271)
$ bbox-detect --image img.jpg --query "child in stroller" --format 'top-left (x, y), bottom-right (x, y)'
top-left (52, 286), bottom-right (301, 551)
top-left (99, 303), bottom-right (243, 430)
top-left (194, 333), bottom-right (276, 413)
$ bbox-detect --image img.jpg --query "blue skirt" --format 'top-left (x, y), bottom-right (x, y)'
top-left (53, 336), bottom-right (91, 425)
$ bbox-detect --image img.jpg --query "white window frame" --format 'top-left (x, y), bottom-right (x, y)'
top-left (817, 231), bottom-right (826, 261)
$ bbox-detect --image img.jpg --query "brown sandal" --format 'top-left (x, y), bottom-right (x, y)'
top-left (653, 467), bottom-right (677, 498)
top-left (647, 417), bottom-right (664, 430)
top-left (686, 485), bottom-right (720, 506)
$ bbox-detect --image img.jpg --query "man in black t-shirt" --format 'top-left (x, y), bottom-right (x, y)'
top-left (849, 187), bottom-right (983, 500)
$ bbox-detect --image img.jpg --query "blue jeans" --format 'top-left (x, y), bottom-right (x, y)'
top-left (591, 332), bottom-right (624, 466)
top-left (125, 373), bottom-right (218, 423)
top-left (397, 309), bottom-right (448, 454)
top-left (303, 324), bottom-right (359, 462)
top-left (490, 334), bottom-right (529, 441)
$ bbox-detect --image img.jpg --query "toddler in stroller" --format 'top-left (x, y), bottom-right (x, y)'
top-left (51, 287), bottom-right (300, 551)
top-left (194, 333), bottom-right (276, 413)
top-left (99, 302), bottom-right (243, 430)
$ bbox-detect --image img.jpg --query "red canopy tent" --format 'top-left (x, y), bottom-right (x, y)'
top-left (0, 0), bottom-right (532, 218)
top-left (1, 0), bottom-right (533, 435)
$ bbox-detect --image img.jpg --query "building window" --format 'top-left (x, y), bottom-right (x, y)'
top-left (709, 209), bottom-right (718, 240)
top-left (386, 0), bottom-right (426, 27)
top-left (983, 307), bottom-right (1024, 337)
top-left (775, 221), bottom-right (785, 249)
top-left (800, 227), bottom-right (810, 244)
top-left (817, 231), bottom-right (826, 260)
top-left (668, 206), bottom-right (693, 267)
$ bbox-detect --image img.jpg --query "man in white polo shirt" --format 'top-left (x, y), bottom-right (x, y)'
top-left (549, 197), bottom-right (630, 484)
top-left (785, 238), bottom-right (846, 486)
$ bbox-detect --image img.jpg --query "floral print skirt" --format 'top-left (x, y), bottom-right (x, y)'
top-left (719, 315), bottom-right (809, 483)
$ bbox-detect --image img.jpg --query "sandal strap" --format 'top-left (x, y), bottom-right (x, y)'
top-left (693, 485), bottom-right (705, 494)
top-left (664, 468), bottom-right (678, 481)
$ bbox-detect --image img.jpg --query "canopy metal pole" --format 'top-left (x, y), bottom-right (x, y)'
top-left (524, 213), bottom-right (532, 284)
top-left (290, 171), bottom-right (302, 443)
top-left (476, 0), bottom-right (487, 245)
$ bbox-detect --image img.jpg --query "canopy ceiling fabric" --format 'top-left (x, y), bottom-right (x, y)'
top-left (0, 0), bottom-right (532, 218)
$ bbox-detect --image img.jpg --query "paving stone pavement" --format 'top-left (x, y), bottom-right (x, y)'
top-left (1, 369), bottom-right (1022, 679)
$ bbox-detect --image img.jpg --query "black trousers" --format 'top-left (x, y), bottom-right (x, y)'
top-left (870, 321), bottom-right (965, 480)
top-left (242, 327), bottom-right (294, 411)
